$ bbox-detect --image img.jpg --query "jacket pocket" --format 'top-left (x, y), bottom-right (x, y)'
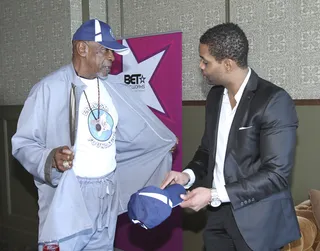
top-left (236, 126), bottom-right (259, 150)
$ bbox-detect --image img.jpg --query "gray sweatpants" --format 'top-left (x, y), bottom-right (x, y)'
top-left (39, 172), bottom-right (119, 251)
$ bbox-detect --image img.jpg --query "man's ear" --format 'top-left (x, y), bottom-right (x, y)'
top-left (223, 59), bottom-right (235, 73)
top-left (75, 41), bottom-right (88, 57)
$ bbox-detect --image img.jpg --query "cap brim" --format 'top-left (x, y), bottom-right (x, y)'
top-left (165, 184), bottom-right (186, 207)
top-left (114, 48), bottom-right (130, 56)
top-left (99, 40), bottom-right (130, 55)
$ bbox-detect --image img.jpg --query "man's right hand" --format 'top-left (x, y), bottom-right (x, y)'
top-left (52, 146), bottom-right (74, 172)
top-left (160, 171), bottom-right (190, 189)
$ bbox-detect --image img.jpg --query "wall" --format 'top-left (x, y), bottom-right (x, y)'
top-left (105, 0), bottom-right (320, 100)
top-left (3, 1), bottom-right (320, 104)
top-left (107, 0), bottom-right (226, 100)
top-left (230, 0), bottom-right (320, 100)
top-left (0, 0), bottom-right (74, 105)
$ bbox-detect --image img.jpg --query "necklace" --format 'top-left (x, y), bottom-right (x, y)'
top-left (83, 78), bottom-right (101, 132)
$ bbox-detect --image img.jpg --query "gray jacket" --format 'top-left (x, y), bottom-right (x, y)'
top-left (11, 64), bottom-right (176, 243)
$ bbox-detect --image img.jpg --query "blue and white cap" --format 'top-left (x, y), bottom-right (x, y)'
top-left (73, 19), bottom-right (130, 55)
top-left (127, 184), bottom-right (186, 229)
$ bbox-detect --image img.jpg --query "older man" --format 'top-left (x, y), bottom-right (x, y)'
top-left (12, 19), bottom-right (176, 251)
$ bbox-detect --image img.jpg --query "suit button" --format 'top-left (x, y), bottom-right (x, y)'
top-left (248, 199), bottom-right (251, 203)
top-left (241, 202), bottom-right (244, 206)
top-left (244, 200), bottom-right (247, 204)
top-left (252, 198), bottom-right (255, 202)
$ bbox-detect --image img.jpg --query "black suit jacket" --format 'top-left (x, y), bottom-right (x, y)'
top-left (186, 70), bottom-right (300, 250)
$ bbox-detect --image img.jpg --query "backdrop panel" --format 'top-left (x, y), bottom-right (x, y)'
top-left (109, 32), bottom-right (182, 251)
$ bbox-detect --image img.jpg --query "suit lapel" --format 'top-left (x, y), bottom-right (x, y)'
top-left (211, 87), bottom-right (224, 161)
top-left (225, 70), bottom-right (259, 156)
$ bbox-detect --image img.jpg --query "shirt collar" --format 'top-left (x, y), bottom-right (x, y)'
top-left (223, 67), bottom-right (251, 103)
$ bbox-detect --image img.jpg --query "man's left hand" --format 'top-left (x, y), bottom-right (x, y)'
top-left (180, 187), bottom-right (211, 212)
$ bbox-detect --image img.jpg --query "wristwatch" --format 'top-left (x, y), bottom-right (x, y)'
top-left (209, 189), bottom-right (221, 207)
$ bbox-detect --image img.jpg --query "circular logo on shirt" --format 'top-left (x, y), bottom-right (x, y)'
top-left (87, 109), bottom-right (114, 142)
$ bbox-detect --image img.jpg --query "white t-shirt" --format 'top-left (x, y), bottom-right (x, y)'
top-left (72, 77), bottom-right (118, 177)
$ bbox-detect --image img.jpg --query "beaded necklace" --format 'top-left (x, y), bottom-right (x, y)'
top-left (83, 78), bottom-right (101, 131)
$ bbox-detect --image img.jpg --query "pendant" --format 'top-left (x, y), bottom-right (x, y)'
top-left (96, 123), bottom-right (102, 131)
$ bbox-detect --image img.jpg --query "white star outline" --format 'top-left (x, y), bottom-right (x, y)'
top-left (107, 40), bottom-right (165, 114)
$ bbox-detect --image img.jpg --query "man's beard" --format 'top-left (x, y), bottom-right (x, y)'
top-left (97, 67), bottom-right (110, 80)
top-left (97, 73), bottom-right (109, 80)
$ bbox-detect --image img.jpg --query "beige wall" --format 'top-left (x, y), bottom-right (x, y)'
top-left (105, 0), bottom-right (320, 100)
top-left (107, 0), bottom-right (226, 100)
top-left (0, 0), bottom-right (74, 105)
top-left (230, 0), bottom-right (320, 100)
top-left (3, 0), bottom-right (320, 104)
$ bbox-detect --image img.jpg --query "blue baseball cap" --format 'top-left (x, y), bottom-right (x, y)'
top-left (127, 184), bottom-right (186, 229)
top-left (72, 19), bottom-right (130, 55)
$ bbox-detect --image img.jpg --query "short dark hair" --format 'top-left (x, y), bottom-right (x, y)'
top-left (200, 23), bottom-right (249, 68)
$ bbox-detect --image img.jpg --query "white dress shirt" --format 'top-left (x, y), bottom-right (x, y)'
top-left (183, 68), bottom-right (251, 202)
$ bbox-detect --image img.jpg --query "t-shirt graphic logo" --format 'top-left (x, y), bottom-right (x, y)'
top-left (88, 109), bottom-right (114, 141)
